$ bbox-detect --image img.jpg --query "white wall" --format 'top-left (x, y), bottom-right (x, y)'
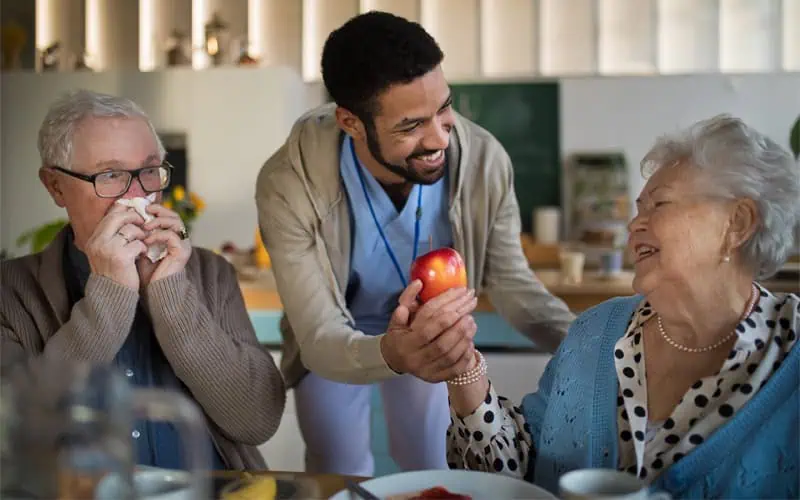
top-left (2, 72), bottom-right (798, 255)
top-left (0, 67), bottom-right (308, 252)
top-left (86, 0), bottom-right (140, 70)
top-left (249, 0), bottom-right (302, 70)
top-left (560, 73), bottom-right (800, 203)
top-left (301, 0), bottom-right (360, 81)
top-left (35, 0), bottom-right (85, 71)
top-left (421, 0), bottom-right (480, 78)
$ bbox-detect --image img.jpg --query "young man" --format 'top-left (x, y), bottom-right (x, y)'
top-left (255, 12), bottom-right (574, 475)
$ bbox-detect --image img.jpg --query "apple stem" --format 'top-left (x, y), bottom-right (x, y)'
top-left (429, 235), bottom-right (433, 252)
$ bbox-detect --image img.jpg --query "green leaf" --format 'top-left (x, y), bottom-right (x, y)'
top-left (16, 219), bottom-right (69, 254)
top-left (790, 115), bottom-right (800, 160)
top-left (16, 230), bottom-right (34, 248)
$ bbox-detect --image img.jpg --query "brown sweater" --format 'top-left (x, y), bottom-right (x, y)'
top-left (0, 229), bottom-right (285, 470)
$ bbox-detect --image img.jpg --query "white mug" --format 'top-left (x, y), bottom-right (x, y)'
top-left (534, 207), bottom-right (561, 244)
top-left (559, 250), bottom-right (586, 284)
top-left (559, 469), bottom-right (671, 500)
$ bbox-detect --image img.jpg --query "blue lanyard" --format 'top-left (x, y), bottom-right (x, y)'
top-left (350, 137), bottom-right (422, 288)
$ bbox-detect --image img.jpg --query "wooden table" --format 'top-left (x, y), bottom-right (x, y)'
top-left (213, 470), bottom-right (364, 498)
top-left (58, 469), bottom-right (362, 499)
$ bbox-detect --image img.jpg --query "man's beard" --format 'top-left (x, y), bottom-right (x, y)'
top-left (364, 123), bottom-right (447, 186)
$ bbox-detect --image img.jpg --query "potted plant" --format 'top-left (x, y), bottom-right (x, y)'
top-left (161, 185), bottom-right (205, 235)
top-left (16, 219), bottom-right (69, 254)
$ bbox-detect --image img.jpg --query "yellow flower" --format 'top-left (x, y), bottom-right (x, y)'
top-left (163, 200), bottom-right (173, 210)
top-left (172, 185), bottom-right (185, 201)
top-left (190, 192), bottom-right (205, 212)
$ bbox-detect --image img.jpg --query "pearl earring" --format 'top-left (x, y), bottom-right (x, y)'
top-left (722, 255), bottom-right (731, 263)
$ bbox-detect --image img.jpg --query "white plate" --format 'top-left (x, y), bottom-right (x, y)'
top-left (329, 470), bottom-right (556, 499)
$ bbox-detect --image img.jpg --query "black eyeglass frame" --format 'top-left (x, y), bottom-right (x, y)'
top-left (49, 162), bottom-right (174, 198)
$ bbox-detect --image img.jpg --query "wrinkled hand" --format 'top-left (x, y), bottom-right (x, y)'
top-left (85, 204), bottom-right (147, 290)
top-left (137, 203), bottom-right (192, 287)
top-left (381, 280), bottom-right (478, 382)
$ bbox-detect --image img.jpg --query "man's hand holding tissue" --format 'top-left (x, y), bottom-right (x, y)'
top-left (136, 203), bottom-right (192, 287)
top-left (85, 203), bottom-right (148, 290)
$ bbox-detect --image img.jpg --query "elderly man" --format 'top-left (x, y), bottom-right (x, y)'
top-left (1, 89), bottom-right (285, 471)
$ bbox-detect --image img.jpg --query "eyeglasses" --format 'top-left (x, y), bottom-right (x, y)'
top-left (50, 163), bottom-right (173, 198)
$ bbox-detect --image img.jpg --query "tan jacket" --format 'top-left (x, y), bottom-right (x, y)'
top-left (256, 103), bottom-right (574, 388)
top-left (0, 229), bottom-right (285, 470)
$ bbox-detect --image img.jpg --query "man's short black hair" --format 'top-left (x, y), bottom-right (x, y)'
top-left (321, 11), bottom-right (444, 121)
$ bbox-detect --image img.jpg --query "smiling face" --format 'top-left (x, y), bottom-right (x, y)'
top-left (340, 66), bottom-right (455, 185)
top-left (627, 162), bottom-right (741, 299)
top-left (39, 116), bottom-right (163, 250)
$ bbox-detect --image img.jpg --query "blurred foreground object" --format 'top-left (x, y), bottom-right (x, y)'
top-left (0, 358), bottom-right (210, 499)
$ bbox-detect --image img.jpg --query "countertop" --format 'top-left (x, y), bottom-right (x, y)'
top-left (238, 269), bottom-right (629, 310)
top-left (240, 268), bottom-right (797, 352)
top-left (239, 268), bottom-right (798, 312)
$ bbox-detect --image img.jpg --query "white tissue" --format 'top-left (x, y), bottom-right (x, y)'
top-left (116, 193), bottom-right (168, 263)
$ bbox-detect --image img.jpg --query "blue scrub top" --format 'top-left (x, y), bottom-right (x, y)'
top-left (339, 135), bottom-right (454, 335)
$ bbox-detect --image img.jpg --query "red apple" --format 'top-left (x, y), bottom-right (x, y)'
top-left (410, 247), bottom-right (468, 303)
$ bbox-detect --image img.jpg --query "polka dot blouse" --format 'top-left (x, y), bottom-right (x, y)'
top-left (446, 284), bottom-right (798, 482)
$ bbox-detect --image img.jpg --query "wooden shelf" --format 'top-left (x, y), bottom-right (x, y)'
top-left (26, 0), bottom-right (797, 78)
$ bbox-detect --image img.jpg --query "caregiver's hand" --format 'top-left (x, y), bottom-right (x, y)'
top-left (381, 280), bottom-right (478, 382)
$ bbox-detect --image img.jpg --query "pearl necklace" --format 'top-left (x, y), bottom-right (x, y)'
top-left (656, 284), bottom-right (759, 353)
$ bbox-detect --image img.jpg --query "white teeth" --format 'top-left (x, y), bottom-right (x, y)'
top-left (636, 245), bottom-right (658, 258)
top-left (419, 150), bottom-right (443, 162)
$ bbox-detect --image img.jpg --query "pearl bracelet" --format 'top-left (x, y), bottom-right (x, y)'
top-left (447, 351), bottom-right (487, 386)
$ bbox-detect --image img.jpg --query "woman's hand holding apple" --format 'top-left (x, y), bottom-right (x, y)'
top-left (381, 280), bottom-right (478, 383)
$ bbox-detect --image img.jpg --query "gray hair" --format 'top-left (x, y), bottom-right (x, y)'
top-left (641, 114), bottom-right (800, 279)
top-left (37, 89), bottom-right (165, 169)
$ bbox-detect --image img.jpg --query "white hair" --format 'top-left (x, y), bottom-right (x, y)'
top-left (641, 114), bottom-right (800, 279)
top-left (37, 89), bottom-right (165, 170)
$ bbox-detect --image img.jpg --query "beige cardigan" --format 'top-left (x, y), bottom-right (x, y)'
top-left (256, 103), bottom-right (574, 388)
top-left (0, 229), bottom-right (285, 470)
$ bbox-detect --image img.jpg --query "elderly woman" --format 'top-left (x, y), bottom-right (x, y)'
top-left (445, 115), bottom-right (799, 499)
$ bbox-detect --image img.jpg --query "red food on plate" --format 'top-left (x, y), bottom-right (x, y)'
top-left (411, 486), bottom-right (472, 499)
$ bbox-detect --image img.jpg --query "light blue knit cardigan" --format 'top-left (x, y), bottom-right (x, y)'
top-left (522, 295), bottom-right (799, 499)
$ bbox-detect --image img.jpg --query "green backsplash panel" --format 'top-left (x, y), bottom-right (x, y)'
top-left (451, 82), bottom-right (561, 232)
